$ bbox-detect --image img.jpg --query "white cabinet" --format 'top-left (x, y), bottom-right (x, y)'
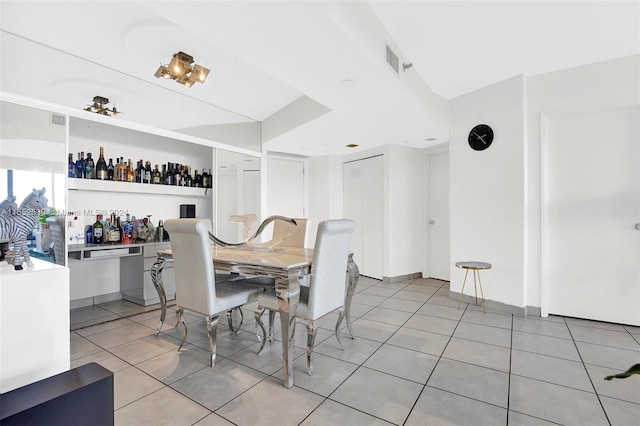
top-left (343, 156), bottom-right (383, 279)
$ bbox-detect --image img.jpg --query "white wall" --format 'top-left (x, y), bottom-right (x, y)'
top-left (526, 54), bottom-right (640, 310)
top-left (449, 54), bottom-right (639, 312)
top-left (450, 75), bottom-right (526, 307)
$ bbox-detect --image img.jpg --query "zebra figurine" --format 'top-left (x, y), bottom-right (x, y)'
top-left (0, 188), bottom-right (49, 270)
top-left (0, 195), bottom-right (17, 216)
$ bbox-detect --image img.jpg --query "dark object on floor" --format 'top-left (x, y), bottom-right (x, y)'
top-left (0, 362), bottom-right (114, 426)
top-left (604, 363), bottom-right (640, 380)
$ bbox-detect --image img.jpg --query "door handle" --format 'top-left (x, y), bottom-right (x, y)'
top-left (428, 220), bottom-right (435, 225)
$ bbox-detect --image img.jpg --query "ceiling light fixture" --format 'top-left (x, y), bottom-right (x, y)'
top-left (346, 144), bottom-right (359, 148)
top-left (154, 51), bottom-right (210, 87)
top-left (84, 96), bottom-right (122, 116)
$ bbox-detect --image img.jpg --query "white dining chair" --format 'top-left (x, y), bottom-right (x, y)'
top-left (164, 218), bottom-right (265, 367)
top-left (254, 219), bottom-right (356, 375)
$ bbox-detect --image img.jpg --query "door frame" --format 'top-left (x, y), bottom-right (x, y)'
top-left (540, 101), bottom-right (640, 318)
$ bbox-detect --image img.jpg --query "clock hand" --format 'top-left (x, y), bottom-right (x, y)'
top-left (477, 133), bottom-right (487, 144)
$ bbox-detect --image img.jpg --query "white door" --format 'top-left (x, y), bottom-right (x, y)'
top-left (428, 151), bottom-right (450, 280)
top-left (545, 107), bottom-right (640, 325)
top-left (343, 156), bottom-right (383, 279)
top-left (361, 156), bottom-right (384, 279)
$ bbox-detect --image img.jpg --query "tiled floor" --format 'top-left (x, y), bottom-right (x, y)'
top-left (70, 277), bottom-right (640, 425)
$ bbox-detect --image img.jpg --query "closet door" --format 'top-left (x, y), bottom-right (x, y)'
top-left (344, 156), bottom-right (383, 279)
top-left (545, 107), bottom-right (640, 325)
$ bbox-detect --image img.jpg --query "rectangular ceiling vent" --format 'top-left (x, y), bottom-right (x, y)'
top-left (51, 113), bottom-right (66, 126)
top-left (385, 44), bottom-right (399, 74)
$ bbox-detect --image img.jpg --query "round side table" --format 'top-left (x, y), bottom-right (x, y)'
top-left (455, 261), bottom-right (492, 313)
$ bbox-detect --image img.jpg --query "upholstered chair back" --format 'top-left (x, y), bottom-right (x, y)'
top-left (164, 219), bottom-right (217, 315)
top-left (305, 219), bottom-right (356, 319)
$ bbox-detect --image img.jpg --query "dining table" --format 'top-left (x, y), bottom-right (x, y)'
top-left (149, 245), bottom-right (360, 388)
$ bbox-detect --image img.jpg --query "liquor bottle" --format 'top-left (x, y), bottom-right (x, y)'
top-left (68, 153), bottom-right (74, 178)
top-left (107, 158), bottom-right (115, 181)
top-left (92, 214), bottom-right (104, 244)
top-left (165, 163), bottom-right (174, 186)
top-left (207, 168), bottom-right (213, 188)
top-left (95, 146), bottom-right (108, 180)
top-left (153, 164), bottom-right (161, 184)
top-left (127, 159), bottom-right (134, 182)
top-left (106, 213), bottom-right (120, 243)
top-left (174, 163), bottom-right (181, 186)
top-left (135, 160), bottom-right (145, 183)
top-left (85, 152), bottom-right (95, 179)
top-left (201, 168), bottom-right (209, 188)
top-left (194, 169), bottom-right (202, 188)
top-left (118, 157), bottom-right (127, 182)
top-left (75, 152), bottom-right (85, 178)
top-left (144, 161), bottom-right (152, 184)
top-left (185, 166), bottom-right (193, 187)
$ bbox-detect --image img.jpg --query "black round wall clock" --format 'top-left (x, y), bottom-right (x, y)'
top-left (468, 124), bottom-right (494, 151)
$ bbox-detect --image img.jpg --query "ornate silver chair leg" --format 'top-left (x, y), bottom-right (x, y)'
top-left (267, 309), bottom-right (276, 342)
top-left (226, 307), bottom-right (244, 333)
top-left (335, 307), bottom-right (345, 350)
top-left (254, 307), bottom-right (268, 355)
top-left (176, 307), bottom-right (187, 351)
top-left (305, 319), bottom-right (318, 375)
top-left (205, 315), bottom-right (220, 367)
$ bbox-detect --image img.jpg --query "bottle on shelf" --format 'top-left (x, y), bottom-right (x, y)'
top-left (92, 214), bottom-right (104, 244)
top-left (85, 225), bottom-right (93, 244)
top-left (185, 165), bottom-right (193, 187)
top-left (194, 168), bottom-right (201, 187)
top-left (207, 168), bottom-right (213, 188)
top-left (165, 163), bottom-right (174, 186)
top-left (106, 213), bottom-right (120, 243)
top-left (174, 163), bottom-right (182, 186)
top-left (153, 164), bottom-right (161, 184)
top-left (95, 146), bottom-right (108, 180)
top-left (68, 153), bottom-right (74, 178)
top-left (202, 168), bottom-right (209, 188)
top-left (75, 152), bottom-right (85, 178)
top-left (127, 159), bottom-right (134, 182)
top-left (144, 161), bottom-right (152, 184)
top-left (107, 158), bottom-right (115, 181)
top-left (118, 157), bottom-right (127, 182)
top-left (85, 152), bottom-right (95, 179)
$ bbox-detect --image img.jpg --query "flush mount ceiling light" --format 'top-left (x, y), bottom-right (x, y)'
top-left (154, 51), bottom-right (210, 87)
top-left (84, 96), bottom-right (122, 116)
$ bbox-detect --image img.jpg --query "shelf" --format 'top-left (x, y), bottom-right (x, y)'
top-left (67, 178), bottom-right (211, 198)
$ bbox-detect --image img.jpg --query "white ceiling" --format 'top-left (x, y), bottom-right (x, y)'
top-left (1, 1), bottom-right (638, 157)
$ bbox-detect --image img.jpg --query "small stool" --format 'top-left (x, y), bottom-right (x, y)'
top-left (455, 261), bottom-right (492, 313)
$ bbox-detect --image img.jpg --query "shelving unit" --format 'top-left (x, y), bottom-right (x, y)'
top-left (67, 178), bottom-right (211, 198)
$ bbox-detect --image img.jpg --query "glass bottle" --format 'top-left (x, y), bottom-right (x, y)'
top-left (85, 152), bottom-right (95, 179)
top-left (207, 168), bottom-right (213, 188)
top-left (119, 157), bottom-right (127, 182)
top-left (201, 168), bottom-right (209, 188)
top-left (194, 169), bottom-right (201, 187)
top-left (153, 164), bottom-right (161, 184)
top-left (144, 161), bottom-right (152, 184)
top-left (95, 146), bottom-right (108, 180)
top-left (75, 152), bottom-right (85, 178)
top-left (68, 153), bottom-right (74, 178)
top-left (165, 163), bottom-right (174, 185)
top-left (127, 159), bottom-right (134, 182)
top-left (107, 158), bottom-right (115, 181)
top-left (174, 163), bottom-right (181, 186)
top-left (106, 213), bottom-right (120, 243)
top-left (92, 214), bottom-right (104, 244)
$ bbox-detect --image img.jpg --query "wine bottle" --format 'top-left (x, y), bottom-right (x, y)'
top-left (166, 163), bottom-right (174, 185)
top-left (174, 163), bottom-right (181, 186)
top-left (68, 153), bottom-right (74, 178)
top-left (207, 168), bottom-right (213, 188)
top-left (202, 168), bottom-right (209, 188)
top-left (75, 152), bottom-right (85, 178)
top-left (144, 161), bottom-right (152, 184)
top-left (153, 164), bottom-right (161, 184)
top-left (96, 146), bottom-right (108, 180)
top-left (92, 214), bottom-right (104, 244)
top-left (107, 158), bottom-right (115, 180)
top-left (85, 152), bottom-right (95, 179)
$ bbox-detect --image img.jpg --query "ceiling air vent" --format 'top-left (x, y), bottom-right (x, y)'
top-left (385, 45), bottom-right (399, 74)
top-left (51, 113), bottom-right (66, 126)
